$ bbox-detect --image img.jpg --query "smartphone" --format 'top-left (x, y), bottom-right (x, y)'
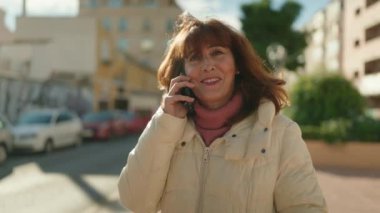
top-left (178, 64), bottom-right (195, 115)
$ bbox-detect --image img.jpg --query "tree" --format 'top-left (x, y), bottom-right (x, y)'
top-left (241, 0), bottom-right (306, 71)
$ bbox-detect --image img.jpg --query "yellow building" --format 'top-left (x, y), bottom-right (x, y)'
top-left (79, 0), bottom-right (182, 112)
top-left (94, 30), bottom-right (160, 112)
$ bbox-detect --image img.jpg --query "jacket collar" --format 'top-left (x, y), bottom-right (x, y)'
top-left (225, 99), bottom-right (275, 161)
top-left (182, 99), bottom-right (276, 161)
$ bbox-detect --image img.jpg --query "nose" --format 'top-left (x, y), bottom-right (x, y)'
top-left (201, 58), bottom-right (214, 72)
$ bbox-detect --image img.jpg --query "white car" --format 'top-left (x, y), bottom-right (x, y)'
top-left (0, 114), bottom-right (13, 164)
top-left (12, 109), bottom-right (83, 153)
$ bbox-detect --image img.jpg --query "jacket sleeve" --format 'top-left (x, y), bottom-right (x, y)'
top-left (274, 122), bottom-right (328, 213)
top-left (118, 108), bottom-right (187, 212)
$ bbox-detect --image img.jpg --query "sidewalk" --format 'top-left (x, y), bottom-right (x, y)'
top-left (84, 189), bottom-right (129, 213)
top-left (90, 168), bottom-right (380, 213)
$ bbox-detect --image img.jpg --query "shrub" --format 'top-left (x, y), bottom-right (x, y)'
top-left (290, 74), bottom-right (365, 126)
top-left (300, 119), bottom-right (352, 144)
top-left (348, 116), bottom-right (380, 142)
top-left (320, 119), bottom-right (352, 144)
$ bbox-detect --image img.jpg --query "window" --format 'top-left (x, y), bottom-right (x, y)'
top-left (140, 39), bottom-right (154, 52)
top-left (90, 0), bottom-right (98, 8)
top-left (102, 17), bottom-right (112, 31)
top-left (366, 0), bottom-right (379, 7)
top-left (365, 58), bottom-right (380, 75)
top-left (101, 40), bottom-right (111, 65)
top-left (365, 22), bottom-right (380, 41)
top-left (98, 101), bottom-right (108, 111)
top-left (145, 0), bottom-right (157, 7)
top-left (57, 113), bottom-right (73, 123)
top-left (142, 19), bottom-right (151, 32)
top-left (355, 8), bottom-right (361, 16)
top-left (107, 0), bottom-right (123, 8)
top-left (354, 39), bottom-right (360, 47)
top-left (118, 38), bottom-right (129, 52)
top-left (169, 0), bottom-right (176, 6)
top-left (119, 17), bottom-right (128, 32)
top-left (353, 71), bottom-right (359, 79)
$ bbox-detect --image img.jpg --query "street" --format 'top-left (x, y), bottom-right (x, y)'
top-left (0, 135), bottom-right (138, 213)
top-left (1, 135), bottom-right (380, 213)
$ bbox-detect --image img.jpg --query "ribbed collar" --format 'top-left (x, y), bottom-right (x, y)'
top-left (193, 92), bottom-right (243, 146)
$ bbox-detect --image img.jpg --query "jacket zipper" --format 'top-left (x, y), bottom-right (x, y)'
top-left (197, 146), bottom-right (211, 213)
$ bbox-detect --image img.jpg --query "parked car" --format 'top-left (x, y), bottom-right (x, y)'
top-left (120, 111), bottom-right (151, 134)
top-left (82, 111), bottom-right (126, 141)
top-left (12, 109), bottom-right (83, 153)
top-left (0, 114), bottom-right (13, 164)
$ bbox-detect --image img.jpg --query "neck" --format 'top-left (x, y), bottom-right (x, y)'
top-left (193, 91), bottom-right (243, 146)
top-left (198, 91), bottom-right (235, 110)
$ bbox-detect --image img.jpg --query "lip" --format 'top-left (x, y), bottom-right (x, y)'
top-left (200, 77), bottom-right (221, 86)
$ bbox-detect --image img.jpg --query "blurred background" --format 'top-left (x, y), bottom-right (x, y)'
top-left (0, 0), bottom-right (379, 212)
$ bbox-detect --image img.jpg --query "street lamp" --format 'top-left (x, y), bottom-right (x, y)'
top-left (266, 43), bottom-right (287, 78)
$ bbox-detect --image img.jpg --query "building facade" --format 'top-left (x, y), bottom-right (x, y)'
top-left (342, 0), bottom-right (380, 117)
top-left (0, 9), bottom-right (13, 44)
top-left (304, 0), bottom-right (380, 117)
top-left (78, 0), bottom-right (182, 70)
top-left (0, 17), bottom-right (98, 120)
top-left (304, 0), bottom-right (343, 74)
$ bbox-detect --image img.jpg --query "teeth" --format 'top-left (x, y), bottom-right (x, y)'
top-left (202, 78), bottom-right (219, 83)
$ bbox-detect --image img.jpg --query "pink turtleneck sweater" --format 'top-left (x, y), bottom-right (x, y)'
top-left (193, 92), bottom-right (243, 146)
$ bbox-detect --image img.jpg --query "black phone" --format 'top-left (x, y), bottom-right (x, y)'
top-left (178, 64), bottom-right (195, 115)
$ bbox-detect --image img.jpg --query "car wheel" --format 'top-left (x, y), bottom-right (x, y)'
top-left (44, 140), bottom-right (54, 154)
top-left (0, 144), bottom-right (7, 164)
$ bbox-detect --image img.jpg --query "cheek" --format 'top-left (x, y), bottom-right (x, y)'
top-left (185, 67), bottom-right (200, 79)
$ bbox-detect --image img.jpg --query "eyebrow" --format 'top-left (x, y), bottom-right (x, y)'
top-left (200, 45), bottom-right (226, 50)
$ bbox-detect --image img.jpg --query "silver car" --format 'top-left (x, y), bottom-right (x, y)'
top-left (12, 109), bottom-right (83, 153)
top-left (0, 114), bottom-right (13, 164)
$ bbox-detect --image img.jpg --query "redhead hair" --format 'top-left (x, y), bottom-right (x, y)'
top-left (157, 13), bottom-right (288, 116)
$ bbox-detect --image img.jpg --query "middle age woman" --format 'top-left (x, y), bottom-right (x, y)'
top-left (118, 13), bottom-right (327, 213)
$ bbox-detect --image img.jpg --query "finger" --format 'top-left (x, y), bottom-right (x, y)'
top-left (165, 94), bottom-right (195, 105)
top-left (169, 75), bottom-right (191, 87)
top-left (168, 81), bottom-right (195, 95)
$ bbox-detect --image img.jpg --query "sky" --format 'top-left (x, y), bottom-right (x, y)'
top-left (0, 0), bottom-right (331, 32)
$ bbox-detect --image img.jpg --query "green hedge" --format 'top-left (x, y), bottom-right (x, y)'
top-left (300, 116), bottom-right (380, 143)
top-left (290, 74), bottom-right (365, 126)
top-left (290, 73), bottom-right (380, 143)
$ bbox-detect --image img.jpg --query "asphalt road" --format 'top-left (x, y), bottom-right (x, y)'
top-left (0, 135), bottom-right (138, 213)
top-left (1, 135), bottom-right (380, 213)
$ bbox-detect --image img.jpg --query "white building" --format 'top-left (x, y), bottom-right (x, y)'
top-left (304, 0), bottom-right (343, 74)
top-left (11, 17), bottom-right (98, 81)
top-left (342, 0), bottom-right (380, 117)
top-left (0, 17), bottom-right (98, 120)
top-left (0, 9), bottom-right (13, 44)
top-left (303, 0), bottom-right (380, 117)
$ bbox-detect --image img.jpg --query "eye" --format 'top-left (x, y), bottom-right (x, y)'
top-left (210, 48), bottom-right (225, 56)
top-left (187, 54), bottom-right (201, 62)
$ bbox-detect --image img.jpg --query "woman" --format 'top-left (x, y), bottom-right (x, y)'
top-left (118, 13), bottom-right (327, 212)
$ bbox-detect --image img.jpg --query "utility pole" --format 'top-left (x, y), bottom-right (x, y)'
top-left (22, 0), bottom-right (27, 17)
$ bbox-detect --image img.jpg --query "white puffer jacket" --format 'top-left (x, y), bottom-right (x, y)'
top-left (118, 100), bottom-right (327, 213)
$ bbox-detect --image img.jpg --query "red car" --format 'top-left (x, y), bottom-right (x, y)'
top-left (120, 111), bottom-right (151, 134)
top-left (82, 111), bottom-right (126, 141)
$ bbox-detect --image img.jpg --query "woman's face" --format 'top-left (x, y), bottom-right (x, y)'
top-left (184, 44), bottom-right (237, 109)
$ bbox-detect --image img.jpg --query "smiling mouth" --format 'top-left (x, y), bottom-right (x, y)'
top-left (201, 77), bottom-right (220, 85)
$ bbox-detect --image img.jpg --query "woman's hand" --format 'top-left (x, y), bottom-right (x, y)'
top-left (161, 75), bottom-right (195, 118)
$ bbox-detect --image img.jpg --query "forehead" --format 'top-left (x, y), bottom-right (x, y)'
top-left (182, 25), bottom-right (231, 57)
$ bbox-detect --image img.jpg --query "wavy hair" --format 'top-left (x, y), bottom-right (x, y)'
top-left (157, 13), bottom-right (288, 116)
